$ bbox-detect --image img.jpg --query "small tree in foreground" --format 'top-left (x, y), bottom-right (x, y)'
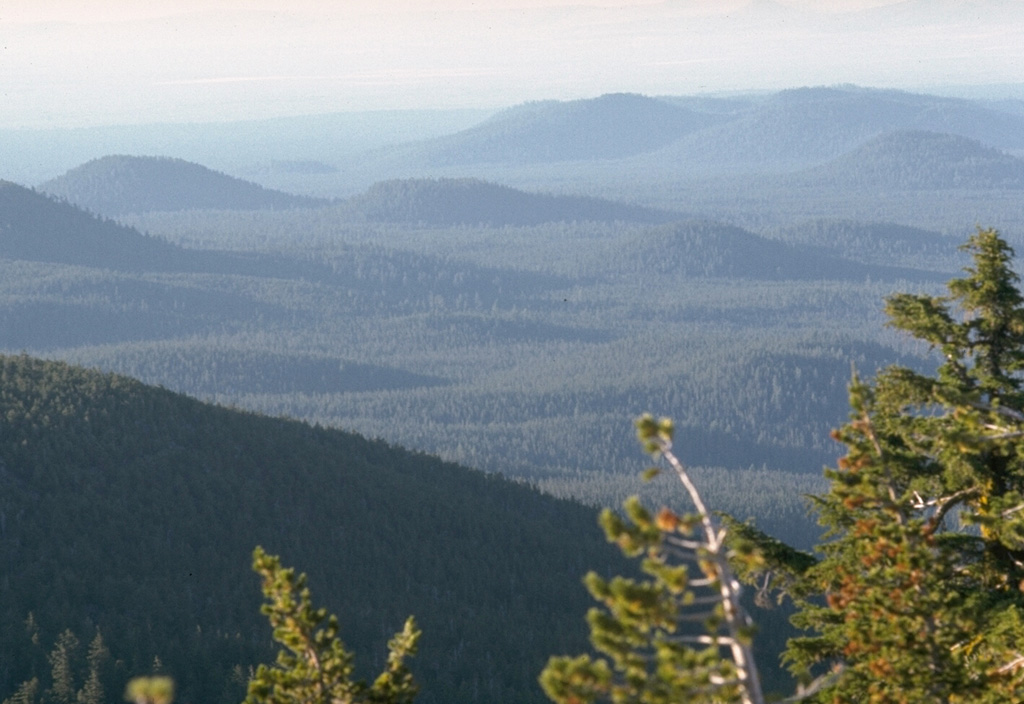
top-left (540, 416), bottom-right (767, 704)
top-left (244, 547), bottom-right (420, 704)
top-left (124, 677), bottom-right (174, 704)
top-left (777, 228), bottom-right (1024, 702)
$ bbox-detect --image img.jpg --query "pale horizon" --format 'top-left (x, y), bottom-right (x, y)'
top-left (4, 0), bottom-right (1024, 129)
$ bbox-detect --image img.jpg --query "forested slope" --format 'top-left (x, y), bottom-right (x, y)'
top-left (0, 179), bottom-right (944, 529)
top-left (622, 221), bottom-right (938, 281)
top-left (0, 181), bottom-right (188, 270)
top-left (0, 354), bottom-right (624, 704)
top-left (798, 130), bottom-right (1024, 190)
top-left (338, 177), bottom-right (672, 225)
top-left (764, 219), bottom-right (961, 266)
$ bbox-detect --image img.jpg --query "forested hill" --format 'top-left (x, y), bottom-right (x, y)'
top-left (0, 180), bottom-right (190, 270)
top-left (340, 177), bottom-right (674, 225)
top-left (765, 219), bottom-right (962, 269)
top-left (797, 130), bottom-right (1024, 190)
top-left (621, 221), bottom-right (942, 282)
top-left (0, 354), bottom-right (623, 704)
top-left (38, 155), bottom-right (328, 216)
top-left (0, 178), bottom-right (567, 341)
top-left (0, 180), bottom-right (316, 276)
top-left (368, 92), bottom-right (718, 167)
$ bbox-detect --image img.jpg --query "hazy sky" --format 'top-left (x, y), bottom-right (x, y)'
top-left (3, 0), bottom-right (1023, 128)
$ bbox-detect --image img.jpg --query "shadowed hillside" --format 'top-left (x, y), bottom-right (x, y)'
top-left (0, 354), bottom-right (621, 704)
top-left (340, 177), bottom-right (674, 225)
top-left (0, 180), bottom-right (189, 269)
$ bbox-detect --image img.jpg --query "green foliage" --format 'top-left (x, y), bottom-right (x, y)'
top-left (540, 503), bottom-right (749, 703)
top-left (3, 173), bottom-right (931, 503)
top-left (785, 378), bottom-right (980, 702)
top-left (124, 677), bottom-right (174, 704)
top-left (244, 547), bottom-right (419, 704)
top-left (779, 228), bottom-right (1024, 702)
top-left (541, 416), bottom-right (764, 704)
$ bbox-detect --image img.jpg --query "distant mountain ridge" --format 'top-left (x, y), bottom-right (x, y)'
top-left (368, 93), bottom-right (720, 168)
top-left (353, 87), bottom-right (1024, 182)
top-left (39, 155), bottom-right (329, 216)
top-left (18, 87), bottom-right (1024, 200)
top-left (626, 86), bottom-right (1024, 174)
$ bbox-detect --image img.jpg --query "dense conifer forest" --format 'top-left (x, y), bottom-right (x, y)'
top-left (5, 84), bottom-right (1024, 702)
top-left (0, 354), bottom-right (630, 704)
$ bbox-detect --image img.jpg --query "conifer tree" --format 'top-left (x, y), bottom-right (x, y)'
top-left (757, 227), bottom-right (1024, 701)
top-left (77, 632), bottom-right (109, 704)
top-left (44, 631), bottom-right (79, 704)
top-left (243, 547), bottom-right (420, 704)
top-left (1, 679), bottom-right (39, 704)
top-left (540, 416), bottom-right (765, 704)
